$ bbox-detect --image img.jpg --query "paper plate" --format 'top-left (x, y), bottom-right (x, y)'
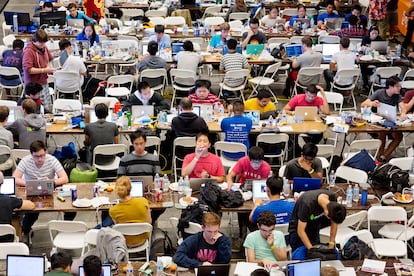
top-left (392, 196), bottom-right (413, 204)
top-left (169, 182), bottom-right (179, 191)
top-left (360, 55), bottom-right (373, 61)
top-left (179, 197), bottom-right (198, 207)
top-left (72, 198), bottom-right (92, 208)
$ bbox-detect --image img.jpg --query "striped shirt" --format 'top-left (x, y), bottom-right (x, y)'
top-left (219, 53), bottom-right (249, 87)
top-left (188, 93), bottom-right (222, 106)
top-left (16, 154), bottom-right (64, 180)
top-left (118, 152), bottom-right (160, 177)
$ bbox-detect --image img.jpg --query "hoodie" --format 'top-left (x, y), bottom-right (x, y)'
top-left (122, 90), bottom-right (170, 115)
top-left (7, 113), bottom-right (46, 149)
top-left (22, 42), bottom-right (53, 85)
top-left (136, 55), bottom-right (167, 72)
top-left (171, 112), bottom-right (208, 138)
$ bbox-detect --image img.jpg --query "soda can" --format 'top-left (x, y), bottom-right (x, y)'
top-left (195, 28), bottom-right (200, 37)
top-left (155, 189), bottom-right (163, 202)
top-left (174, 26), bottom-right (178, 34)
top-left (71, 188), bottom-right (77, 201)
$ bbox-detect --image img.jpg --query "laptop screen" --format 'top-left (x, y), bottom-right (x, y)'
top-left (322, 44), bottom-right (340, 58)
top-left (89, 109), bottom-right (113, 123)
top-left (79, 265), bottom-right (111, 276)
top-left (172, 43), bottom-right (184, 55)
top-left (59, 49), bottom-right (69, 66)
top-left (246, 44), bottom-right (265, 55)
top-left (287, 259), bottom-right (321, 276)
top-left (285, 44), bottom-right (302, 57)
top-left (1, 177), bottom-right (15, 196)
top-left (7, 255), bottom-right (45, 276)
top-left (243, 110), bottom-right (260, 125)
top-left (131, 105), bottom-right (155, 118)
top-left (7, 107), bottom-right (23, 125)
top-left (130, 180), bottom-right (144, 197)
top-left (292, 177), bottom-right (320, 193)
top-left (252, 179), bottom-right (268, 200)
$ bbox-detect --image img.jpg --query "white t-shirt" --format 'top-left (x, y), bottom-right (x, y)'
top-left (331, 50), bottom-right (356, 85)
top-left (57, 55), bottom-right (87, 91)
top-left (261, 15), bottom-right (281, 28)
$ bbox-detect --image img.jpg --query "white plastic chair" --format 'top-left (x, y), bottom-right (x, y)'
top-left (389, 157), bottom-right (413, 170)
top-left (343, 139), bottom-right (381, 161)
top-left (229, 20), bottom-right (243, 30)
top-left (199, 5), bottom-right (222, 22)
top-left (146, 136), bottom-right (162, 156)
top-left (170, 69), bottom-right (197, 105)
top-left (204, 17), bottom-right (225, 26)
top-left (214, 141), bottom-right (247, 170)
top-left (11, 149), bottom-right (30, 166)
top-left (290, 36), bottom-right (304, 44)
top-left (318, 35), bottom-right (340, 44)
top-left (281, 8), bottom-right (297, 17)
top-left (2, 22), bottom-right (12, 38)
top-left (149, 16), bottom-right (165, 26)
top-left (173, 137), bottom-right (196, 182)
top-left (92, 144), bottom-right (129, 173)
top-left (378, 213), bottom-right (414, 254)
top-left (256, 133), bottom-right (289, 168)
top-left (248, 62), bottom-right (282, 102)
top-left (164, 16), bottom-right (186, 27)
top-left (145, 9), bottom-right (167, 17)
top-left (0, 66), bottom-right (24, 100)
top-left (0, 145), bottom-right (13, 171)
top-left (113, 223), bottom-right (152, 261)
top-left (52, 99), bottom-right (82, 113)
top-left (2, 34), bottom-right (15, 48)
top-left (330, 68), bottom-right (360, 111)
top-left (54, 71), bottom-right (83, 103)
top-left (316, 144), bottom-right (335, 178)
top-left (169, 217), bottom-right (202, 245)
top-left (0, 243), bottom-right (29, 259)
top-left (121, 8), bottom-right (144, 25)
top-left (335, 165), bottom-right (368, 184)
top-left (228, 12), bottom-right (250, 21)
top-left (90, 96), bottom-right (119, 109)
top-left (278, 165), bottom-right (286, 177)
top-left (81, 229), bottom-right (99, 256)
top-left (219, 69), bottom-right (250, 102)
top-left (139, 68), bottom-right (168, 95)
top-left (292, 67), bottom-right (324, 96)
top-left (318, 91), bottom-right (343, 112)
top-left (0, 224), bottom-right (18, 242)
top-left (369, 67), bottom-right (402, 97)
top-left (0, 99), bottom-right (17, 106)
top-left (48, 220), bottom-right (89, 257)
top-left (267, 37), bottom-right (290, 45)
top-left (368, 206), bottom-right (408, 258)
top-left (106, 75), bottom-right (134, 99)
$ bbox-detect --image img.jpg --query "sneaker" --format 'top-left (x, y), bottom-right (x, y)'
top-left (232, 238), bottom-right (243, 253)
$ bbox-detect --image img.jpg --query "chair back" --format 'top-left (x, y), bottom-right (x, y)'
top-left (228, 12), bottom-right (250, 21)
top-left (145, 9), bottom-right (167, 17)
top-left (214, 141), bottom-right (247, 156)
top-left (318, 35), bottom-right (340, 44)
top-left (268, 37), bottom-right (290, 45)
top-left (229, 20), bottom-right (243, 29)
top-left (278, 165), bottom-right (286, 177)
top-left (340, 229), bottom-right (373, 250)
top-left (52, 99), bottom-right (82, 113)
top-left (335, 166), bottom-right (368, 183)
top-left (281, 8), bottom-right (297, 17)
top-left (318, 91), bottom-right (343, 112)
top-left (149, 16), bottom-right (165, 26)
top-left (348, 139), bottom-right (381, 160)
top-left (389, 157), bottom-right (413, 171)
top-left (146, 136), bottom-right (162, 155)
top-left (204, 17), bottom-right (224, 26)
top-left (92, 144), bottom-right (128, 166)
top-left (164, 16), bottom-right (186, 26)
top-left (0, 224), bottom-right (18, 242)
top-left (290, 36), bottom-right (304, 44)
top-left (0, 99), bottom-right (17, 106)
top-left (341, 210), bottom-right (367, 229)
top-left (113, 222), bottom-right (153, 237)
top-left (173, 137), bottom-right (196, 182)
top-left (107, 75), bottom-right (135, 87)
top-left (0, 243), bottom-right (29, 259)
top-left (90, 97), bottom-right (119, 109)
top-left (48, 220), bottom-right (89, 233)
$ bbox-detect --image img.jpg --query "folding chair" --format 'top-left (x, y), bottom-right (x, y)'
top-left (173, 137), bottom-right (196, 182)
top-left (369, 67), bottom-right (402, 97)
top-left (318, 91), bottom-right (343, 112)
top-left (292, 67), bottom-right (324, 96)
top-left (214, 141), bottom-right (247, 171)
top-left (248, 62), bottom-right (282, 103)
top-left (219, 69), bottom-right (249, 102)
top-left (139, 68), bottom-right (168, 95)
top-left (330, 68), bottom-right (360, 111)
top-left (54, 71), bottom-right (83, 103)
top-left (256, 133), bottom-right (289, 168)
top-left (113, 223), bottom-right (153, 261)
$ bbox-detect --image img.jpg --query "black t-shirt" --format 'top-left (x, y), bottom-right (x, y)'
top-left (0, 195), bottom-right (23, 224)
top-left (196, 236), bottom-right (220, 263)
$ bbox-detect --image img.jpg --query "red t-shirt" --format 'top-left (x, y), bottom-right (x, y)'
top-left (231, 156), bottom-right (271, 184)
top-left (182, 153), bottom-right (225, 178)
top-left (287, 94), bottom-right (323, 110)
top-left (403, 90), bottom-right (414, 113)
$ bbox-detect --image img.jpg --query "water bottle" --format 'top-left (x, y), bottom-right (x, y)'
top-left (205, 105), bottom-right (212, 122)
top-left (54, 24), bottom-right (59, 34)
top-left (126, 261), bottom-right (134, 276)
top-left (182, 23), bottom-right (188, 36)
top-left (310, 16), bottom-right (314, 30)
top-left (12, 14), bottom-right (18, 33)
top-left (281, 110), bottom-right (287, 123)
top-left (156, 257), bottom-right (163, 276)
top-left (178, 176), bottom-right (184, 194)
top-left (268, 115), bottom-right (274, 127)
top-left (329, 170), bottom-right (336, 187)
top-left (163, 174), bottom-right (170, 192)
top-left (361, 188), bottom-right (368, 206)
top-left (219, 104), bottom-right (224, 115)
top-left (396, 44), bottom-right (402, 57)
top-left (213, 103), bottom-right (220, 114)
top-left (282, 177), bottom-right (291, 196)
top-left (183, 175), bottom-right (190, 188)
top-left (154, 173), bottom-right (160, 190)
top-left (122, 113), bottom-right (128, 130)
top-left (346, 185), bottom-right (353, 207)
top-left (67, 116), bottom-right (72, 128)
top-left (352, 184), bottom-right (359, 203)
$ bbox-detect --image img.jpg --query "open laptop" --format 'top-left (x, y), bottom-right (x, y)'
top-left (252, 179), bottom-right (269, 201)
top-left (193, 104), bottom-right (212, 121)
top-left (246, 44), bottom-right (265, 55)
top-left (191, 178), bottom-right (217, 192)
top-left (129, 175), bottom-right (153, 193)
top-left (1, 177), bottom-right (16, 197)
top-left (88, 108), bottom-right (113, 123)
top-left (172, 42), bottom-right (184, 56)
top-left (67, 18), bottom-right (84, 29)
top-left (285, 44), bottom-right (302, 58)
top-left (197, 264), bottom-right (230, 276)
top-left (377, 102), bottom-right (397, 122)
top-left (292, 177), bottom-right (320, 193)
top-left (322, 43), bottom-right (340, 62)
top-left (7, 255), bottom-right (45, 276)
top-left (293, 18), bottom-right (310, 27)
top-left (59, 48), bottom-right (69, 66)
top-left (79, 265), bottom-right (111, 276)
top-left (26, 179), bottom-right (54, 196)
top-left (243, 110), bottom-right (260, 126)
top-left (294, 106), bottom-right (318, 121)
top-left (222, 44), bottom-right (243, 55)
top-left (131, 105), bottom-right (155, 119)
top-left (287, 259), bottom-right (321, 276)
top-left (325, 18), bottom-right (343, 30)
top-left (7, 106), bottom-right (23, 125)
top-left (370, 40), bottom-right (388, 55)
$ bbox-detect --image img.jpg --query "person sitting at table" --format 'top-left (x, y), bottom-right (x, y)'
top-left (360, 26), bottom-right (384, 90)
top-left (13, 140), bottom-right (69, 244)
top-left (225, 0), bottom-right (248, 22)
top-left (45, 252), bottom-right (73, 276)
top-left (0, 107), bottom-right (13, 164)
top-left (136, 41), bottom-right (167, 73)
top-left (284, 142), bottom-right (323, 182)
top-left (7, 99), bottom-right (46, 149)
top-left (288, 4), bottom-right (311, 27)
top-left (244, 89), bottom-right (277, 117)
top-left (288, 189), bottom-right (346, 257)
top-left (208, 22), bottom-right (232, 51)
top-left (34, 1), bottom-right (54, 17)
top-left (401, 89), bottom-right (414, 117)
top-left (261, 5), bottom-right (281, 28)
top-left (244, 210), bottom-right (288, 269)
top-left (82, 255), bottom-right (103, 276)
top-left (173, 212), bottom-right (232, 269)
top-left (283, 36), bottom-right (323, 97)
top-left (182, 132), bottom-right (225, 183)
top-left (149, 25), bottom-right (171, 52)
top-left (361, 76), bottom-right (403, 162)
top-left (344, 4), bottom-right (368, 30)
top-left (84, 103), bottom-right (119, 164)
top-left (316, 1), bottom-right (340, 29)
top-left (17, 82), bottom-right (44, 114)
top-left (76, 23), bottom-right (100, 45)
top-left (242, 18), bottom-right (268, 49)
top-left (174, 40), bottom-right (203, 76)
top-left (323, 37), bottom-right (357, 91)
top-left (58, 39), bottom-right (87, 91)
top-left (122, 81), bottom-right (169, 115)
top-left (0, 38), bottom-right (24, 99)
top-left (66, 3), bottom-right (96, 24)
top-left (283, 84), bottom-right (329, 116)
top-left (171, 97), bottom-right (208, 138)
top-left (188, 79), bottom-right (221, 107)
top-left (0, 171), bottom-right (35, 242)
top-left (109, 176), bottom-right (152, 247)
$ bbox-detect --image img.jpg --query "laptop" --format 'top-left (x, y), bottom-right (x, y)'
top-left (172, 42), bottom-right (184, 56)
top-left (325, 18), bottom-right (343, 30)
top-left (246, 44), bottom-right (265, 55)
top-left (26, 179), bottom-right (54, 196)
top-left (178, 105), bottom-right (201, 117)
top-left (293, 18), bottom-right (310, 27)
top-left (243, 110), bottom-right (260, 126)
top-left (0, 177), bottom-right (16, 196)
top-left (222, 44), bottom-right (243, 55)
top-left (191, 178), bottom-right (217, 192)
top-left (292, 177), bottom-right (320, 193)
top-left (7, 255), bottom-right (45, 276)
top-left (79, 265), bottom-right (112, 276)
top-left (287, 259), bottom-right (321, 276)
top-left (197, 264), bottom-right (230, 276)
top-left (370, 41), bottom-right (388, 55)
top-left (322, 43), bottom-right (340, 62)
top-left (294, 106), bottom-right (318, 121)
top-left (7, 106), bottom-right (23, 125)
top-left (129, 175), bottom-right (154, 193)
top-left (130, 179), bottom-right (144, 197)
top-left (131, 105), bottom-right (155, 119)
top-left (88, 108), bottom-right (113, 123)
top-left (59, 48), bottom-right (69, 66)
top-left (377, 102), bottom-right (397, 122)
top-left (193, 104), bottom-right (212, 120)
top-left (285, 44), bottom-right (303, 58)
top-left (252, 179), bottom-right (269, 201)
top-left (67, 18), bottom-right (84, 29)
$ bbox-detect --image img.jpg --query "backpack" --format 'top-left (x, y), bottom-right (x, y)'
top-left (177, 202), bottom-right (205, 237)
top-left (371, 163), bottom-right (410, 193)
top-left (342, 236), bottom-right (377, 260)
top-left (344, 149), bottom-right (376, 173)
top-left (199, 182), bottom-right (244, 214)
top-left (307, 244), bottom-right (339, 260)
top-left (150, 228), bottom-right (174, 260)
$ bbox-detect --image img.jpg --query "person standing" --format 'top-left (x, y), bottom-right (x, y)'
top-left (0, 39), bottom-right (24, 99)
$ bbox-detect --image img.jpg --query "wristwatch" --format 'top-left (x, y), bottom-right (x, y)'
top-left (308, 169), bottom-right (314, 174)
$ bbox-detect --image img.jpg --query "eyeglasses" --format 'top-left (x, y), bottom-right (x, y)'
top-left (259, 227), bottom-right (275, 233)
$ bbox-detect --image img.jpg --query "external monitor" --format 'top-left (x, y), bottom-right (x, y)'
top-left (40, 11), bottom-right (67, 27)
top-left (4, 11), bottom-right (31, 26)
top-left (0, 177), bottom-right (16, 196)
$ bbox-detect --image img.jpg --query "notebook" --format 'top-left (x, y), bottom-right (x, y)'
top-left (0, 177), bottom-right (16, 196)
top-left (370, 41), bottom-right (388, 55)
top-left (26, 179), bottom-right (54, 196)
top-left (377, 102), bottom-right (397, 122)
top-left (322, 43), bottom-right (340, 62)
top-left (7, 255), bottom-right (45, 276)
top-left (79, 265), bottom-right (112, 276)
top-left (246, 44), bottom-right (265, 55)
top-left (243, 110), bottom-right (260, 126)
top-left (285, 44), bottom-right (303, 58)
top-left (197, 264), bottom-right (230, 276)
top-left (191, 178), bottom-right (217, 192)
top-left (252, 179), bottom-right (269, 201)
top-left (287, 259), bottom-right (321, 276)
top-left (294, 106), bottom-right (318, 121)
top-left (129, 175), bottom-right (153, 193)
top-left (292, 177), bottom-right (320, 193)
top-left (172, 42), bottom-right (184, 55)
top-left (67, 18), bottom-right (84, 29)
top-left (131, 105), bottom-right (155, 119)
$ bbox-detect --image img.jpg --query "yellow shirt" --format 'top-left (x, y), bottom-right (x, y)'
top-left (109, 197), bottom-right (150, 246)
top-left (244, 98), bottom-right (276, 114)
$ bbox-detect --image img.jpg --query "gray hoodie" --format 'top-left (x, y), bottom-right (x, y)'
top-left (7, 114), bottom-right (46, 149)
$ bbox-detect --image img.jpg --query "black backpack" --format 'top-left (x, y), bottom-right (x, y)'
top-left (371, 163), bottom-right (410, 193)
top-left (150, 228), bottom-right (174, 260)
top-left (307, 244), bottom-right (339, 260)
top-left (342, 236), bottom-right (377, 260)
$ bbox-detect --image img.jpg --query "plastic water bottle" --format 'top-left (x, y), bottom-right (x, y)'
top-left (268, 115), bottom-right (274, 127)
top-left (219, 104), bottom-right (224, 115)
top-left (12, 14), bottom-right (18, 33)
top-left (205, 105), bottom-right (212, 122)
top-left (183, 175), bottom-right (190, 188)
top-left (154, 173), bottom-right (160, 190)
top-left (411, 158), bottom-right (414, 174)
top-left (163, 174), bottom-right (170, 192)
top-left (213, 103), bottom-right (220, 114)
top-left (281, 110), bottom-right (287, 123)
top-left (329, 170), bottom-right (336, 187)
top-left (353, 184), bottom-right (359, 203)
top-left (361, 188), bottom-right (368, 206)
top-left (346, 185), bottom-right (353, 207)
top-left (396, 44), bottom-right (402, 57)
top-left (178, 176), bottom-right (184, 194)
top-left (67, 116), bottom-right (72, 128)
top-left (126, 261), bottom-right (134, 276)
top-left (156, 257), bottom-right (163, 276)
top-left (182, 23), bottom-right (188, 36)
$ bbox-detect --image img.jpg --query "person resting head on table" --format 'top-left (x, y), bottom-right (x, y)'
top-left (283, 84), bottom-right (329, 116)
top-left (173, 212), bottom-right (232, 269)
top-left (182, 132), bottom-right (225, 183)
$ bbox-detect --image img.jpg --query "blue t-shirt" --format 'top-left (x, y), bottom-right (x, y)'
top-left (149, 34), bottom-right (171, 50)
top-left (209, 34), bottom-right (231, 49)
top-left (220, 115), bottom-right (252, 159)
top-left (251, 200), bottom-right (295, 224)
top-left (317, 12), bottom-right (340, 23)
top-left (76, 32), bottom-right (100, 44)
top-left (67, 11), bottom-right (95, 24)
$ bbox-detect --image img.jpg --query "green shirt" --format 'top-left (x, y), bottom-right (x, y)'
top-left (243, 230), bottom-right (286, 262)
top-left (44, 269), bottom-right (73, 276)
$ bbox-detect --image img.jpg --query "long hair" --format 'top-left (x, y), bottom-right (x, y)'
top-left (83, 23), bottom-right (97, 46)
